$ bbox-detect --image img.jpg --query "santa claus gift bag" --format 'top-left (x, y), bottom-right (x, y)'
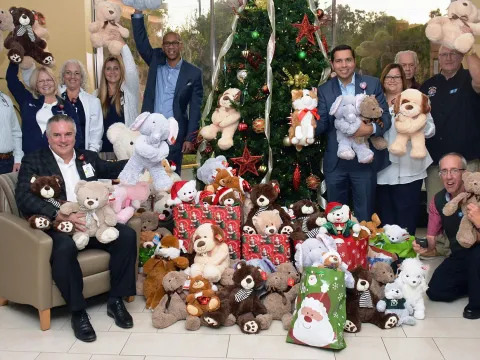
top-left (286, 266), bottom-right (347, 350)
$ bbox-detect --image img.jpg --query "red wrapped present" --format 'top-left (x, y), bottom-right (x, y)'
top-left (173, 203), bottom-right (241, 260)
top-left (241, 234), bottom-right (291, 265)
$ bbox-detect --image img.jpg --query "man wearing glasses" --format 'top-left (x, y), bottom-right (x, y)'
top-left (413, 153), bottom-right (480, 320)
top-left (131, 9), bottom-right (204, 175)
top-left (395, 50), bottom-right (421, 89)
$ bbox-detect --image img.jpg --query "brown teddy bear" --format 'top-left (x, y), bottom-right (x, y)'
top-left (344, 267), bottom-right (398, 333)
top-left (27, 175), bottom-right (74, 234)
top-left (204, 168), bottom-right (232, 193)
top-left (134, 209), bottom-right (160, 232)
top-left (369, 262), bottom-right (395, 300)
top-left (358, 213), bottom-right (383, 240)
top-left (443, 171), bottom-right (480, 248)
top-left (4, 6), bottom-right (54, 65)
top-left (214, 187), bottom-right (242, 206)
top-left (151, 271), bottom-right (201, 330)
top-left (252, 210), bottom-right (283, 236)
top-left (357, 95), bottom-right (388, 151)
top-left (186, 275), bottom-right (221, 317)
top-left (276, 262), bottom-right (301, 284)
top-left (143, 235), bottom-right (189, 310)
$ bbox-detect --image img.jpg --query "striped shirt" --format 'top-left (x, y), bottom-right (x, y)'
top-left (0, 92), bottom-right (23, 163)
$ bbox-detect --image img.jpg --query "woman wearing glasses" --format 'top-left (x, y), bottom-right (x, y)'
top-left (6, 62), bottom-right (82, 154)
top-left (96, 30), bottom-right (139, 160)
top-left (375, 63), bottom-right (435, 236)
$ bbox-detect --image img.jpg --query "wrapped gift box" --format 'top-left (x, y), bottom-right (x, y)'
top-left (173, 203), bottom-right (241, 260)
top-left (241, 234), bottom-right (292, 265)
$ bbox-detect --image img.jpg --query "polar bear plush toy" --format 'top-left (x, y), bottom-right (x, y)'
top-left (377, 282), bottom-right (416, 326)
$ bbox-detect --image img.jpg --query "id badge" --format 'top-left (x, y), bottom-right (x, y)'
top-left (82, 163), bottom-right (95, 178)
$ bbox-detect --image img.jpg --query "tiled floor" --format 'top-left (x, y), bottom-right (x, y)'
top-left (1, 257), bottom-right (480, 360)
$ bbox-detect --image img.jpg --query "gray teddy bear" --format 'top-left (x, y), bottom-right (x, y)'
top-left (119, 112), bottom-right (178, 191)
top-left (330, 94), bottom-right (374, 163)
top-left (376, 281), bottom-right (416, 326)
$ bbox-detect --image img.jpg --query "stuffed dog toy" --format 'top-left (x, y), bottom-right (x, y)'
top-left (288, 88), bottom-right (318, 152)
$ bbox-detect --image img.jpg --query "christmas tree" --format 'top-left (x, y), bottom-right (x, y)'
top-left (198, 0), bottom-right (331, 206)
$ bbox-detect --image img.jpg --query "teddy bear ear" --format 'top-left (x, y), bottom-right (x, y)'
top-left (236, 260), bottom-right (246, 270)
top-left (30, 175), bottom-right (37, 184)
top-left (52, 175), bottom-right (63, 186)
top-left (329, 95), bottom-right (344, 115)
top-left (74, 180), bottom-right (88, 193)
top-left (462, 171), bottom-right (472, 182)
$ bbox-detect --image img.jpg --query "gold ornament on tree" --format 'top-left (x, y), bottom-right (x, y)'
top-left (283, 136), bottom-right (292, 146)
top-left (252, 118), bottom-right (265, 133)
top-left (282, 68), bottom-right (310, 88)
top-left (242, 49), bottom-right (250, 58)
top-left (306, 174), bottom-right (321, 190)
top-left (258, 165), bottom-right (267, 173)
top-left (254, 0), bottom-right (267, 9)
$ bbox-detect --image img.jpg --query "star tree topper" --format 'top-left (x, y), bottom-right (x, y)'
top-left (292, 14), bottom-right (320, 45)
top-left (231, 145), bottom-right (263, 176)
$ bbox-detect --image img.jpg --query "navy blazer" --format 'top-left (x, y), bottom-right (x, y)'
top-left (6, 62), bottom-right (83, 154)
top-left (15, 148), bottom-right (126, 219)
top-left (316, 73), bottom-right (391, 173)
top-left (131, 15), bottom-right (203, 148)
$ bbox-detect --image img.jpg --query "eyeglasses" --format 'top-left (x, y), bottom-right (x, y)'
top-left (37, 79), bottom-right (54, 85)
top-left (439, 52), bottom-right (461, 59)
top-left (400, 63), bottom-right (415, 69)
top-left (65, 71), bottom-right (81, 77)
top-left (163, 41), bottom-right (181, 47)
top-left (438, 168), bottom-right (465, 177)
top-left (385, 75), bottom-right (402, 81)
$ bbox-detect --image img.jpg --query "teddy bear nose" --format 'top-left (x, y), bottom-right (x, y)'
top-left (268, 228), bottom-right (274, 234)
top-left (246, 278), bottom-right (252, 283)
top-left (87, 200), bottom-right (94, 206)
top-left (223, 96), bottom-right (229, 100)
top-left (45, 186), bottom-right (51, 191)
top-left (109, 10), bottom-right (114, 14)
top-left (360, 280), bottom-right (366, 286)
top-left (197, 241), bottom-right (206, 247)
top-left (463, 2), bottom-right (468, 5)
top-left (405, 104), bottom-right (413, 110)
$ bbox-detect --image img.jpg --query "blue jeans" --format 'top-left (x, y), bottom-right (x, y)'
top-left (0, 158), bottom-right (13, 175)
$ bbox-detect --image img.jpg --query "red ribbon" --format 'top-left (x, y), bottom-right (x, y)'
top-left (298, 108), bottom-right (320, 121)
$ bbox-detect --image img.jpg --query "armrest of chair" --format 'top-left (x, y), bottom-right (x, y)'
top-left (126, 216), bottom-right (141, 272)
top-left (0, 213), bottom-right (54, 310)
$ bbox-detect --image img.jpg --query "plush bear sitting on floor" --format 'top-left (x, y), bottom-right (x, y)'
top-left (377, 282), bottom-right (416, 326)
top-left (344, 267), bottom-right (398, 333)
top-left (186, 275), bottom-right (221, 317)
top-left (369, 262), bottom-right (395, 300)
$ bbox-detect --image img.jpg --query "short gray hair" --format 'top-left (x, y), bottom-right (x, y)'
top-left (394, 50), bottom-right (419, 66)
top-left (46, 114), bottom-right (77, 136)
top-left (59, 60), bottom-right (88, 91)
top-left (439, 152), bottom-right (467, 169)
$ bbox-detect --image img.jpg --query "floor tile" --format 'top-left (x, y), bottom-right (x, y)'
top-left (36, 354), bottom-right (92, 360)
top-left (228, 335), bottom-right (335, 359)
top-left (121, 333), bottom-right (229, 357)
top-left (99, 296), bottom-right (146, 313)
top-left (334, 337), bottom-right (389, 360)
top-left (86, 294), bottom-right (109, 312)
top-left (0, 329), bottom-right (76, 352)
top-left (108, 312), bottom-right (156, 333)
top-left (0, 352), bottom-right (39, 360)
top-left (68, 332), bottom-right (130, 355)
top-left (383, 338), bottom-right (445, 360)
top-left (424, 297), bottom-right (468, 318)
top-left (354, 323), bottom-right (406, 338)
top-left (434, 338), bottom-right (480, 360)
top-left (146, 358), bottom-right (251, 360)
top-left (61, 312), bottom-right (114, 332)
top-left (90, 356), bottom-right (145, 360)
top-left (402, 317), bottom-right (480, 338)
top-left (0, 303), bottom-right (70, 330)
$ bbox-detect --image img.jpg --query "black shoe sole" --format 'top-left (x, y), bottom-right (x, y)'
top-left (463, 311), bottom-right (480, 320)
top-left (107, 310), bottom-right (134, 329)
top-left (75, 334), bottom-right (97, 342)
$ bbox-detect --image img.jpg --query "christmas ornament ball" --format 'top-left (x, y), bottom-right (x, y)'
top-left (283, 136), bottom-right (292, 146)
top-left (252, 118), bottom-right (265, 133)
top-left (306, 174), bottom-right (321, 190)
top-left (237, 69), bottom-right (248, 83)
top-left (251, 30), bottom-right (260, 39)
top-left (258, 165), bottom-right (267, 173)
top-left (238, 122), bottom-right (248, 131)
top-left (298, 51), bottom-right (307, 60)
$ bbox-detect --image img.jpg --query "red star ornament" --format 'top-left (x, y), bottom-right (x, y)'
top-left (292, 14), bottom-right (320, 45)
top-left (231, 145), bottom-right (263, 176)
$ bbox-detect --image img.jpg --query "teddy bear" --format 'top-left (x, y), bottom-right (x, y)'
top-left (0, 8), bottom-right (14, 52)
top-left (134, 208), bottom-right (159, 231)
top-left (143, 235), bottom-right (190, 310)
top-left (161, 159), bottom-right (181, 185)
top-left (311, 250), bottom-right (355, 289)
top-left (252, 210), bottom-right (283, 236)
top-left (396, 257), bottom-right (429, 320)
top-left (369, 262), bottom-right (395, 300)
top-left (166, 180), bottom-right (198, 206)
top-left (287, 88), bottom-right (318, 151)
top-left (375, 224), bottom-right (416, 259)
top-left (320, 202), bottom-right (361, 238)
top-left (107, 122), bottom-right (140, 161)
top-left (59, 181), bottom-right (119, 250)
top-left (153, 191), bottom-right (174, 221)
top-left (359, 213), bottom-right (383, 240)
top-left (119, 112), bottom-right (179, 191)
top-left (151, 271), bottom-right (201, 330)
top-left (222, 175), bottom-right (250, 202)
top-left (186, 275), bottom-right (221, 317)
top-left (89, 0), bottom-right (130, 56)
top-left (330, 94), bottom-right (374, 163)
top-left (357, 94), bottom-right (388, 151)
top-left (389, 89), bottom-right (430, 159)
top-left (289, 200), bottom-right (320, 234)
top-left (27, 175), bottom-right (75, 234)
top-left (425, 0), bottom-right (480, 55)
top-left (344, 267), bottom-right (398, 333)
top-left (213, 187), bottom-right (242, 206)
top-left (200, 88), bottom-right (242, 150)
top-left (262, 269), bottom-right (300, 329)
top-left (204, 168), bottom-right (232, 193)
top-left (197, 156), bottom-right (229, 185)
top-left (122, 0), bottom-right (163, 10)
top-left (110, 181), bottom-right (151, 224)
top-left (3, 6), bottom-right (54, 65)
top-left (443, 171), bottom-right (480, 248)
top-left (376, 282), bottom-right (416, 326)
top-left (189, 223), bottom-right (230, 283)
top-left (276, 262), bottom-right (301, 283)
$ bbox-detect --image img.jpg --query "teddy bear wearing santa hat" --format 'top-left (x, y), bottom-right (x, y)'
top-left (320, 202), bottom-right (361, 238)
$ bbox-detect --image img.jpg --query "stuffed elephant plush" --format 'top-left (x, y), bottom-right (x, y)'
top-left (330, 94), bottom-right (374, 163)
top-left (294, 234), bottom-right (337, 273)
top-left (119, 112), bottom-right (179, 191)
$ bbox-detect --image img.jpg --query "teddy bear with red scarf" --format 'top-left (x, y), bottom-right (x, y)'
top-left (319, 202), bottom-right (361, 238)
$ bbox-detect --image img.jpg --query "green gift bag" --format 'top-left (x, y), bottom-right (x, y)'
top-left (286, 266), bottom-right (347, 350)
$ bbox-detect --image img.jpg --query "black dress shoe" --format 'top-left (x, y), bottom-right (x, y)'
top-left (71, 311), bottom-right (96, 342)
top-left (463, 306), bottom-right (480, 320)
top-left (107, 299), bottom-right (134, 329)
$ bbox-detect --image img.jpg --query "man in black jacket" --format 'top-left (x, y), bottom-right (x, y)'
top-left (15, 115), bottom-right (137, 342)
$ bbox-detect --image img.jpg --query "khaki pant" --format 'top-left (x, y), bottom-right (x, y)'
top-left (425, 158), bottom-right (480, 256)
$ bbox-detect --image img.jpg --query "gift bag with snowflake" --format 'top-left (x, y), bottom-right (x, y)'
top-left (286, 266), bottom-right (347, 350)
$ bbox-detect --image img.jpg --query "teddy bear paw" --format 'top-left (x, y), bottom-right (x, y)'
top-left (280, 225), bottom-right (294, 235)
top-left (57, 221), bottom-right (74, 233)
top-left (9, 53), bottom-right (22, 63)
top-left (203, 316), bottom-right (218, 327)
top-left (100, 227), bottom-right (119, 243)
top-left (243, 320), bottom-right (259, 334)
top-left (42, 55), bottom-right (54, 65)
top-left (187, 304), bottom-right (200, 317)
top-left (338, 149), bottom-right (355, 160)
top-left (73, 233), bottom-right (89, 250)
top-left (344, 320), bottom-right (358, 333)
top-left (291, 137), bottom-right (300, 145)
top-left (410, 147), bottom-right (427, 159)
top-left (385, 315), bottom-right (398, 329)
top-left (413, 311), bottom-right (425, 320)
top-left (208, 298), bottom-right (220, 311)
top-left (35, 217), bottom-right (51, 229)
top-left (243, 226), bottom-right (256, 234)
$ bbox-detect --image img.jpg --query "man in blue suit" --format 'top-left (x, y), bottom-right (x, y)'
top-left (131, 10), bottom-right (204, 175)
top-left (316, 45), bottom-right (391, 221)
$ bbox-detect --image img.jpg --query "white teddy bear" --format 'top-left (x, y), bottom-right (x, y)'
top-left (167, 180), bottom-right (197, 206)
top-left (197, 155), bottom-right (229, 185)
top-left (396, 258), bottom-right (429, 320)
top-left (376, 282), bottom-right (416, 326)
top-left (383, 224), bottom-right (410, 244)
top-left (425, 0), bottom-right (480, 54)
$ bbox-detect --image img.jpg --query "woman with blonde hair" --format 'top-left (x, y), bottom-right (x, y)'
top-left (6, 62), bottom-right (82, 154)
top-left (97, 30), bottom-right (139, 159)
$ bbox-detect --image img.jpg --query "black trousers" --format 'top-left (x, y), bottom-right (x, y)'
top-left (427, 245), bottom-right (480, 309)
top-left (47, 223), bottom-right (137, 312)
top-left (376, 179), bottom-right (423, 236)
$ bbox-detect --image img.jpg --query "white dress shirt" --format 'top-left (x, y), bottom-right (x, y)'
top-left (36, 102), bottom-right (57, 134)
top-left (50, 148), bottom-right (81, 201)
top-left (0, 91), bottom-right (23, 162)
